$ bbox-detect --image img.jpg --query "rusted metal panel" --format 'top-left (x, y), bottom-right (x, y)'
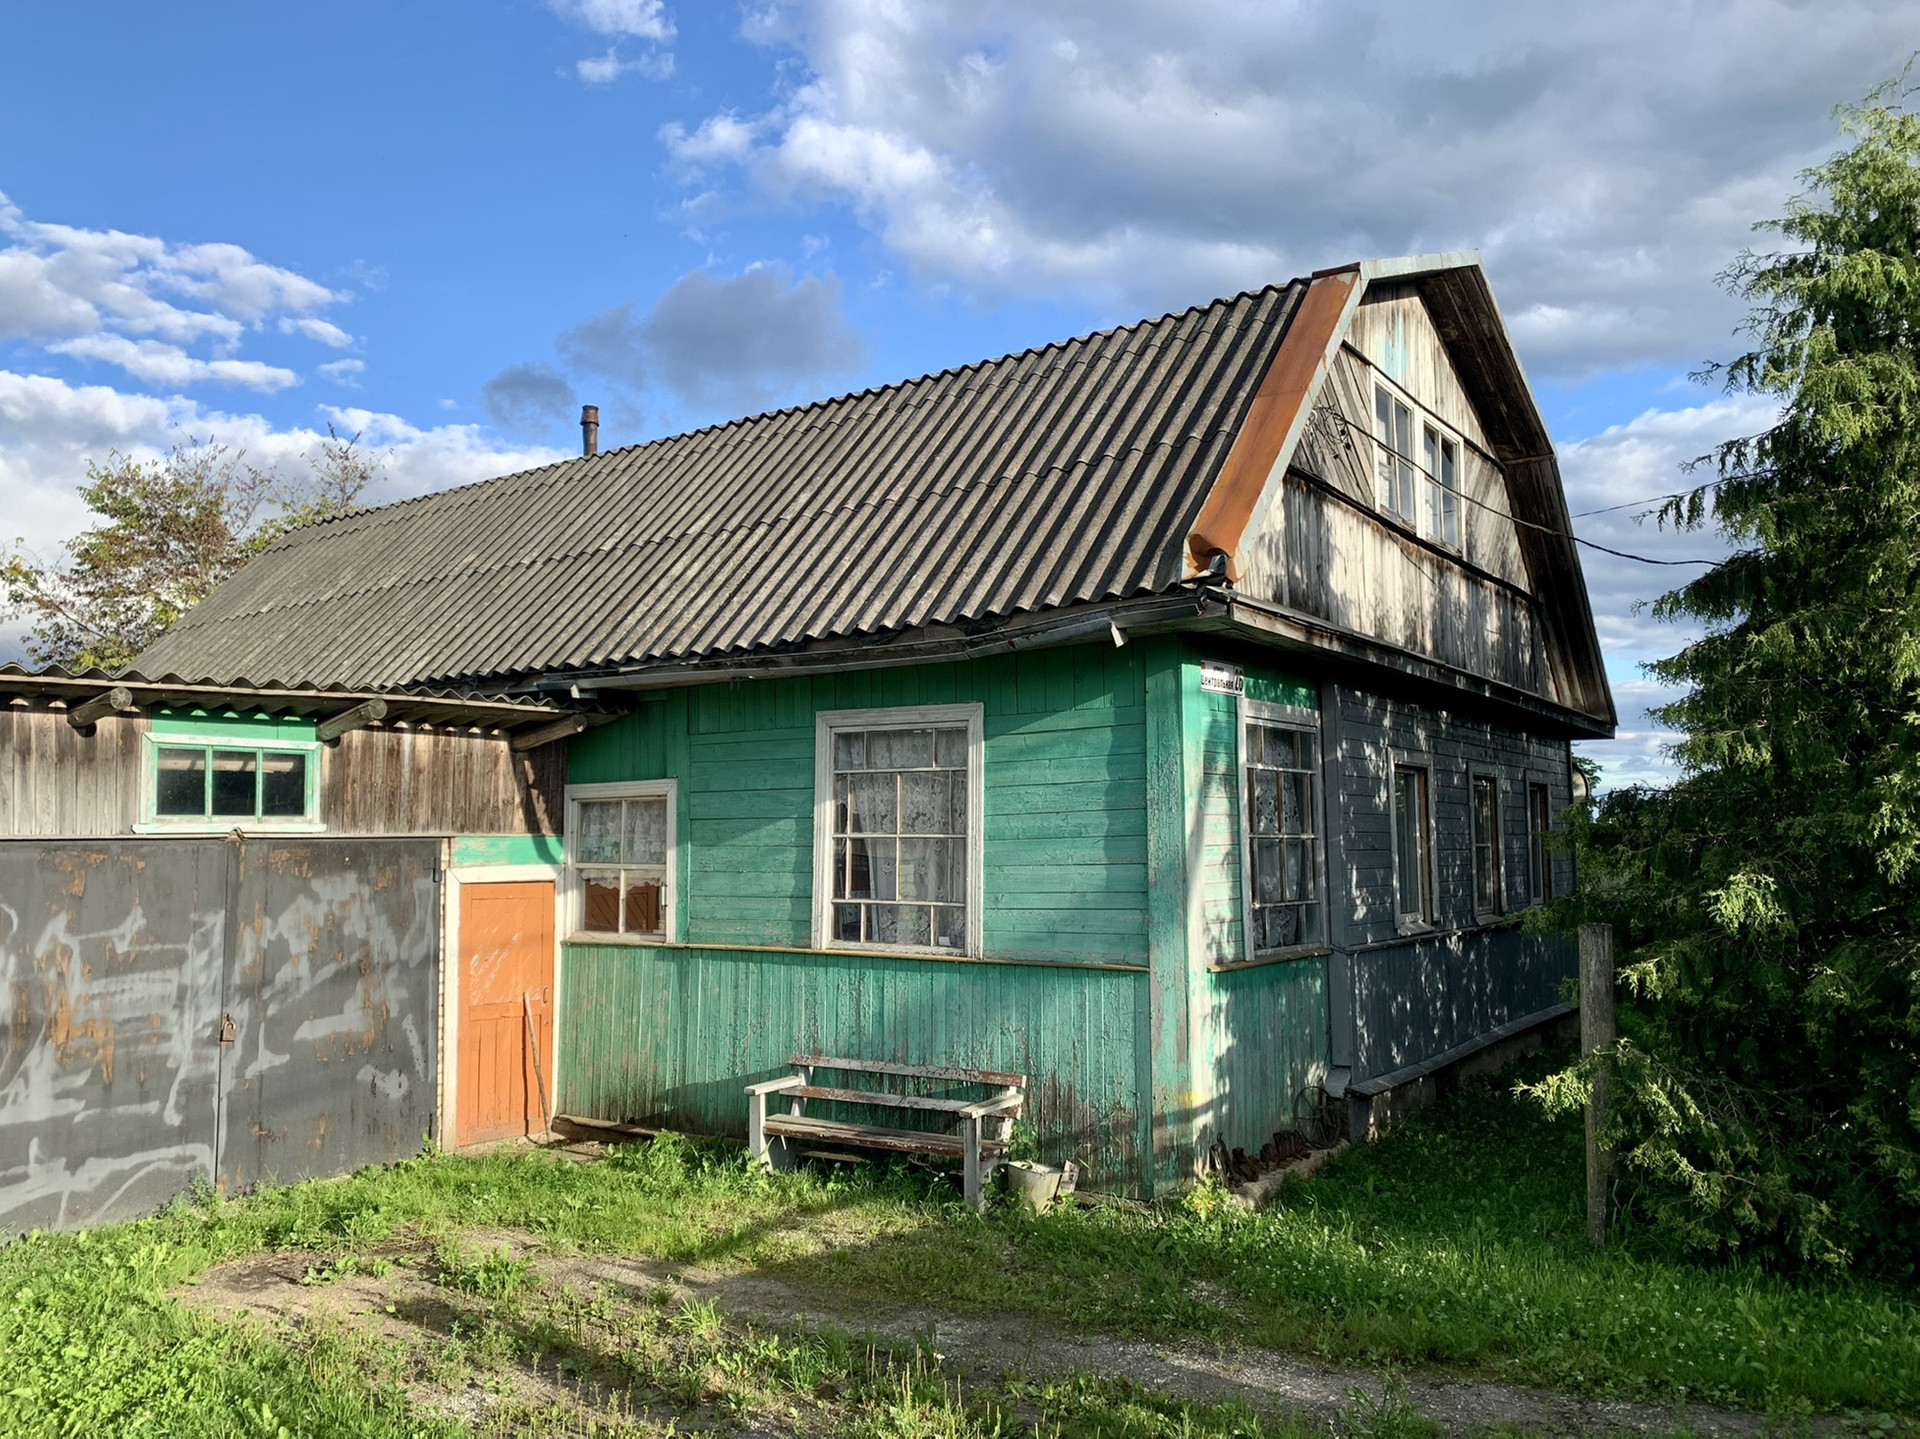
top-left (0, 837), bottom-right (439, 1231)
top-left (560, 941), bottom-right (1146, 1195)
top-left (0, 840), bottom-right (226, 1231)
top-left (217, 839), bottom-right (439, 1194)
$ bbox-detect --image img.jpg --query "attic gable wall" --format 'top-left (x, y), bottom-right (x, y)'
top-left (1237, 284), bottom-right (1557, 704)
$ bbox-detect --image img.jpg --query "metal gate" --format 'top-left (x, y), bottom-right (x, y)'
top-left (0, 837), bottom-right (439, 1232)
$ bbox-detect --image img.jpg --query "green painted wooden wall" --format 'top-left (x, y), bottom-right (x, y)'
top-left (556, 636), bottom-right (1329, 1196)
top-left (569, 644), bottom-right (1149, 966)
top-left (562, 941), bottom-right (1148, 1191)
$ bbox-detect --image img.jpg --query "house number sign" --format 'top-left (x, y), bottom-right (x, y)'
top-left (1199, 661), bottom-right (1245, 696)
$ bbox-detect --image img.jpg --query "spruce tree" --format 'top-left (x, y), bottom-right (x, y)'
top-left (1546, 87), bottom-right (1920, 1270)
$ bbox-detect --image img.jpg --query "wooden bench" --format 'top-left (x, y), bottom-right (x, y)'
top-left (746, 1054), bottom-right (1027, 1209)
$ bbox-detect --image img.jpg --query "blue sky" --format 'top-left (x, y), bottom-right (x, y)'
top-left (0, 1), bottom-right (1905, 784)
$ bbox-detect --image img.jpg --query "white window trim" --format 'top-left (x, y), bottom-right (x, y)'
top-left (1236, 697), bottom-right (1324, 963)
top-left (564, 779), bottom-right (678, 943)
top-left (1372, 373), bottom-right (1467, 555)
top-left (1468, 767), bottom-right (1504, 920)
top-left (1389, 757), bottom-right (1435, 933)
top-left (812, 702), bottom-right (984, 958)
top-left (135, 730), bottom-right (325, 834)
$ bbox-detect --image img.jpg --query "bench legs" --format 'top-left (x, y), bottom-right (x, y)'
top-left (963, 1114), bottom-right (984, 1211)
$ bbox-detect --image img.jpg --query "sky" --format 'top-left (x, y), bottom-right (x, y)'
top-left (0, 1), bottom-right (1906, 787)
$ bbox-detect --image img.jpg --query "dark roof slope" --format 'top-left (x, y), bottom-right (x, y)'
top-left (138, 283), bottom-right (1305, 691)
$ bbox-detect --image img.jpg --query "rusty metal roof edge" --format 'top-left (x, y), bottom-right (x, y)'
top-left (538, 591), bottom-right (1221, 694)
top-left (0, 663), bottom-right (604, 726)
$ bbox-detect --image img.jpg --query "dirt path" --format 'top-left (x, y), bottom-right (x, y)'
top-left (180, 1230), bottom-right (1815, 1436)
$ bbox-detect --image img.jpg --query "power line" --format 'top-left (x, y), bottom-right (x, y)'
top-left (1312, 404), bottom-right (1723, 568)
top-left (1571, 481), bottom-right (1721, 520)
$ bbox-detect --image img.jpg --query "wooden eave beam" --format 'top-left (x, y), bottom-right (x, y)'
top-left (509, 713), bottom-right (590, 752)
top-left (66, 685), bottom-right (136, 735)
top-left (317, 697), bottom-right (388, 744)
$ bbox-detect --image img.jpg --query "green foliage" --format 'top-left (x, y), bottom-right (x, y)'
top-left (0, 426), bottom-right (381, 670)
top-left (1539, 80), bottom-right (1920, 1272)
top-left (803, 1064), bottom-right (1920, 1411)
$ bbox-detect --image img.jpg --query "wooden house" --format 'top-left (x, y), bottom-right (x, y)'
top-left (23, 251), bottom-right (1610, 1202)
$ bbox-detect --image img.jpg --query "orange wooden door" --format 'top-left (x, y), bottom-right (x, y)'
top-left (457, 881), bottom-right (556, 1146)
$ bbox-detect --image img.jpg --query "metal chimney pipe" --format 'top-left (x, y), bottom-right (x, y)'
top-left (581, 404), bottom-right (599, 457)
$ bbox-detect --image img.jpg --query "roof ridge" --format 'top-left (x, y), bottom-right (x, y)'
top-left (263, 280), bottom-right (1303, 546)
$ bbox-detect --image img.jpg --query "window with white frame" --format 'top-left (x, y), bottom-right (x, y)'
top-left (1375, 382), bottom-right (1466, 551)
top-left (145, 735), bottom-right (318, 827)
top-left (1421, 424), bottom-right (1462, 550)
top-left (1471, 772), bottom-right (1503, 917)
top-left (1392, 763), bottom-right (1432, 926)
top-left (1374, 385), bottom-right (1416, 524)
top-left (567, 782), bottom-right (674, 939)
top-left (815, 704), bottom-right (981, 954)
top-left (1241, 707), bottom-right (1322, 954)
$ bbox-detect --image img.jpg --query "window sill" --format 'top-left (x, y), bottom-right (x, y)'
top-left (1207, 945), bottom-right (1330, 973)
top-left (565, 929), bottom-right (671, 946)
top-left (133, 820), bottom-right (326, 835)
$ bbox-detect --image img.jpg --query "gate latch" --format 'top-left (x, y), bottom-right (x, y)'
top-left (218, 1013), bottom-right (237, 1045)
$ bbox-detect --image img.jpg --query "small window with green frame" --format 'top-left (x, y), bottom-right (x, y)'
top-left (144, 736), bottom-right (320, 828)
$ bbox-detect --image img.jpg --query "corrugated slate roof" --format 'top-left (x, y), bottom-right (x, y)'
top-left (138, 283), bottom-right (1306, 691)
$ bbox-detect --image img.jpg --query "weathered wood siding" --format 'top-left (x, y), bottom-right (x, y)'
top-left (568, 644), bottom-right (1150, 966)
top-left (0, 701), bottom-right (561, 837)
top-left (1326, 683), bottom-right (1576, 1079)
top-left (323, 725), bottom-right (563, 836)
top-left (1242, 284), bottom-right (1555, 702)
top-left (560, 941), bottom-right (1147, 1192)
top-left (0, 701), bottom-right (147, 835)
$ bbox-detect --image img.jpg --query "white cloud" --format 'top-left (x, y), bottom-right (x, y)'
top-left (279, 316), bottom-right (354, 348)
top-left (1558, 393), bottom-right (1777, 669)
top-left (0, 369), bottom-right (566, 579)
top-left (318, 358), bottom-right (365, 386)
top-left (576, 47), bottom-right (675, 83)
top-left (547, 0), bottom-right (673, 39)
top-left (0, 192), bottom-right (342, 348)
top-left (548, 0), bottom-right (674, 81)
top-left (48, 335), bottom-right (300, 392)
top-left (675, 0), bottom-right (1902, 378)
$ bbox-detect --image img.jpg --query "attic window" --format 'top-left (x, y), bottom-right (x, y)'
top-left (1375, 383), bottom-right (1465, 552)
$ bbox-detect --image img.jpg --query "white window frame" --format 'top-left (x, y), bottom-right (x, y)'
top-left (136, 731), bottom-right (324, 834)
top-left (1373, 376), bottom-right (1466, 554)
top-left (1390, 759), bottom-right (1434, 931)
top-left (1469, 768), bottom-right (1504, 919)
top-left (564, 779), bottom-right (677, 943)
top-left (1237, 697), bottom-right (1324, 961)
top-left (812, 703), bottom-right (984, 958)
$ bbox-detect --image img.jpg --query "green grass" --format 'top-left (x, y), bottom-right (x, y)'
top-left (791, 1057), bottom-right (1920, 1413)
top-left (2, 1064), bottom-right (1918, 1433)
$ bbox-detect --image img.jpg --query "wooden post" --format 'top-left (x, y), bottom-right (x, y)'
top-left (1579, 922), bottom-right (1615, 1249)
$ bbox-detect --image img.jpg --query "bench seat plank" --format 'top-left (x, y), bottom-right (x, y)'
top-left (792, 1084), bottom-right (986, 1114)
top-left (790, 1053), bottom-right (1028, 1089)
top-left (763, 1114), bottom-right (1009, 1158)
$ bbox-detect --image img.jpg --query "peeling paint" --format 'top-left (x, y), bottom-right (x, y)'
top-left (0, 839), bottom-right (439, 1231)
